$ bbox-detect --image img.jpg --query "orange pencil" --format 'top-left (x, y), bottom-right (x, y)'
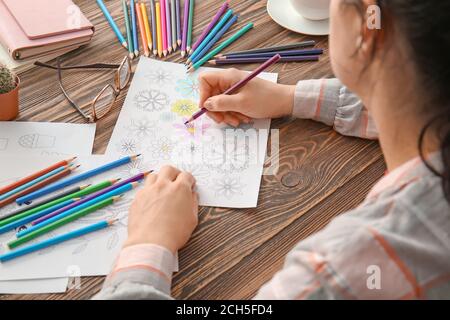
top-left (135, 2), bottom-right (149, 57)
top-left (156, 1), bottom-right (163, 57)
top-left (140, 2), bottom-right (152, 52)
top-left (0, 165), bottom-right (79, 208)
top-left (0, 157), bottom-right (76, 196)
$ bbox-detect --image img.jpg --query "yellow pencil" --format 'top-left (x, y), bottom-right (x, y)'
top-left (140, 2), bottom-right (152, 52)
top-left (156, 1), bottom-right (163, 57)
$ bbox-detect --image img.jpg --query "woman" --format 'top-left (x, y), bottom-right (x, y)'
top-left (95, 0), bottom-right (450, 299)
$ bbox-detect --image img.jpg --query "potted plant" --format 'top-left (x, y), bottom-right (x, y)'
top-left (0, 64), bottom-right (19, 121)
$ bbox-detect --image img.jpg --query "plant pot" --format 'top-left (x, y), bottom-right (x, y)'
top-left (0, 76), bottom-right (19, 121)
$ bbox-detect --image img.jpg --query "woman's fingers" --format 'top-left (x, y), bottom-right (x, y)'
top-left (158, 165), bottom-right (181, 181)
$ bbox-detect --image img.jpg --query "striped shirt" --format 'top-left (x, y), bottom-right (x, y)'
top-left (94, 79), bottom-right (450, 300)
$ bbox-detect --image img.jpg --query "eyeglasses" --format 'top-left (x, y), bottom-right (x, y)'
top-left (35, 56), bottom-right (132, 122)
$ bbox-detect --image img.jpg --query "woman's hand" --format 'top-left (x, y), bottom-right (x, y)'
top-left (124, 166), bottom-right (199, 254)
top-left (199, 68), bottom-right (296, 127)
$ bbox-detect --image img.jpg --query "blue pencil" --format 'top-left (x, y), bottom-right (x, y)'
top-left (96, 0), bottom-right (128, 48)
top-left (16, 155), bottom-right (140, 205)
top-left (189, 13), bottom-right (238, 66)
top-left (130, 0), bottom-right (139, 57)
top-left (0, 166), bottom-right (66, 201)
top-left (187, 9), bottom-right (233, 64)
top-left (0, 199), bottom-right (77, 235)
top-left (0, 220), bottom-right (116, 262)
top-left (18, 183), bottom-right (137, 237)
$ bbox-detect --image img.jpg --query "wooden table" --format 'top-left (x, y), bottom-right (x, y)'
top-left (0, 0), bottom-right (385, 300)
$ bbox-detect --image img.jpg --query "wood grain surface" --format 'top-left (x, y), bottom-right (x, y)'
top-left (0, 0), bottom-right (385, 300)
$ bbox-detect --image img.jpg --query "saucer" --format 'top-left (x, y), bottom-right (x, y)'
top-left (267, 0), bottom-right (330, 36)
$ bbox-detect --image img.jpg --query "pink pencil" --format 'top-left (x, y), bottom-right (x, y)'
top-left (161, 0), bottom-right (168, 56)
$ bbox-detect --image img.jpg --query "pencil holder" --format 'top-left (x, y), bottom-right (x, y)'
top-left (0, 70), bottom-right (20, 121)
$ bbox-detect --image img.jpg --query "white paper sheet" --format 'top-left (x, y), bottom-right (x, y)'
top-left (0, 277), bottom-right (68, 294)
top-left (106, 58), bottom-right (278, 208)
top-left (0, 122), bottom-right (96, 156)
top-left (0, 155), bottom-right (149, 281)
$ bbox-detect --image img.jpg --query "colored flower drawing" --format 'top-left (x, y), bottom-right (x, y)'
top-left (125, 118), bottom-right (158, 138)
top-left (213, 176), bottom-right (245, 199)
top-left (173, 118), bottom-right (211, 140)
top-left (171, 99), bottom-right (198, 117)
top-left (150, 136), bottom-right (175, 160)
top-left (116, 138), bottom-right (141, 155)
top-left (175, 77), bottom-right (199, 99)
top-left (134, 90), bottom-right (169, 112)
top-left (146, 68), bottom-right (173, 86)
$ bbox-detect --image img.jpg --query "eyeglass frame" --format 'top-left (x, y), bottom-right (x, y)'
top-left (34, 56), bottom-right (132, 122)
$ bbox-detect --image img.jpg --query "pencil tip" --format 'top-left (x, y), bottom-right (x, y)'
top-left (134, 50), bottom-right (140, 57)
top-left (181, 51), bottom-right (186, 58)
top-left (123, 42), bottom-right (128, 49)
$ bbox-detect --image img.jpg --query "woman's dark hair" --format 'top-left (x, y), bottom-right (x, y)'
top-left (345, 0), bottom-right (450, 202)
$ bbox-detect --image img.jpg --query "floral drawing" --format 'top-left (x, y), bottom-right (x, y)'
top-left (173, 118), bottom-right (211, 140)
top-left (159, 111), bottom-right (177, 123)
top-left (175, 77), bottom-right (199, 99)
top-left (125, 118), bottom-right (158, 138)
top-left (171, 99), bottom-right (198, 117)
top-left (177, 162), bottom-right (210, 186)
top-left (116, 138), bottom-right (140, 155)
top-left (150, 136), bottom-right (175, 160)
top-left (145, 67), bottom-right (173, 86)
top-left (134, 90), bottom-right (169, 112)
top-left (204, 142), bottom-right (251, 174)
top-left (213, 176), bottom-right (245, 199)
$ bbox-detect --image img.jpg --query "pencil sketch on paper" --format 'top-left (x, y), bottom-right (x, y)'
top-left (125, 118), bottom-right (159, 139)
top-left (0, 138), bottom-right (8, 150)
top-left (134, 89), bottom-right (169, 112)
top-left (18, 134), bottom-right (56, 149)
top-left (115, 138), bottom-right (141, 155)
top-left (213, 176), bottom-right (245, 199)
top-left (145, 67), bottom-right (173, 87)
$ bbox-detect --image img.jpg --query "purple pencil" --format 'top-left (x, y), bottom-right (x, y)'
top-left (181, 0), bottom-right (190, 57)
top-left (208, 55), bottom-right (320, 65)
top-left (176, 0), bottom-right (181, 47)
top-left (30, 172), bottom-right (151, 226)
top-left (190, 1), bottom-right (229, 55)
top-left (165, 0), bottom-right (173, 54)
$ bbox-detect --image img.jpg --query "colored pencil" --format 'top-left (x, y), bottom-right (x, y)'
top-left (181, 0), bottom-right (190, 57)
top-left (171, 0), bottom-right (177, 50)
top-left (16, 155), bottom-right (140, 205)
top-left (188, 13), bottom-right (237, 66)
top-left (96, 0), bottom-right (128, 48)
top-left (130, 0), bottom-right (139, 56)
top-left (12, 196), bottom-right (122, 248)
top-left (216, 40), bottom-right (317, 57)
top-left (0, 185), bottom-right (90, 223)
top-left (136, 2), bottom-right (150, 57)
top-left (0, 220), bottom-right (117, 262)
top-left (156, 1), bottom-right (163, 57)
top-left (216, 48), bottom-right (324, 60)
top-left (186, 0), bottom-right (194, 54)
top-left (141, 2), bottom-right (153, 52)
top-left (0, 180), bottom-right (115, 227)
top-left (31, 172), bottom-right (149, 226)
top-left (122, 0), bottom-right (134, 59)
top-left (0, 199), bottom-right (79, 235)
top-left (150, 0), bottom-right (158, 56)
top-left (0, 157), bottom-right (75, 196)
top-left (0, 166), bottom-right (67, 202)
top-left (161, 0), bottom-right (168, 56)
top-left (186, 54), bottom-right (281, 124)
top-left (190, 1), bottom-right (229, 55)
top-left (187, 22), bottom-right (254, 73)
top-left (208, 55), bottom-right (320, 65)
top-left (165, 0), bottom-right (173, 54)
top-left (0, 165), bottom-right (78, 208)
top-left (176, 0), bottom-right (181, 47)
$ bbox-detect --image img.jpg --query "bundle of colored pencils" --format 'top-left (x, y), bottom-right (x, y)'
top-left (0, 155), bottom-right (152, 262)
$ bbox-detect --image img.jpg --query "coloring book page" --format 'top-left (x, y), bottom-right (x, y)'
top-left (0, 154), bottom-right (156, 281)
top-left (0, 277), bottom-right (69, 294)
top-left (0, 122), bottom-right (96, 156)
top-left (106, 58), bottom-right (278, 208)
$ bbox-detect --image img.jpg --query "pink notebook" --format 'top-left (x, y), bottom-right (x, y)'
top-left (0, 0), bottom-right (94, 60)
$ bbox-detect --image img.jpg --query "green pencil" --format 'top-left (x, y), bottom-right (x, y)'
top-left (8, 196), bottom-right (122, 249)
top-left (186, 0), bottom-right (195, 53)
top-left (122, 0), bottom-right (134, 59)
top-left (188, 22), bottom-right (254, 73)
top-left (0, 179), bottom-right (118, 228)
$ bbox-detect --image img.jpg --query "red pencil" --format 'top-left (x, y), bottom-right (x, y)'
top-left (0, 165), bottom-right (79, 208)
top-left (185, 54), bottom-right (282, 124)
top-left (0, 157), bottom-right (76, 196)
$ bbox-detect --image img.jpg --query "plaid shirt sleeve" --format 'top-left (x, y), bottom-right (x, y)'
top-left (293, 78), bottom-right (378, 140)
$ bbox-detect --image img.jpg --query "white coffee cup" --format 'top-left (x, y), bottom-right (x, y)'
top-left (290, 0), bottom-right (331, 21)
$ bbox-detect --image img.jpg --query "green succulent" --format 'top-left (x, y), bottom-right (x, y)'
top-left (0, 64), bottom-right (16, 94)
